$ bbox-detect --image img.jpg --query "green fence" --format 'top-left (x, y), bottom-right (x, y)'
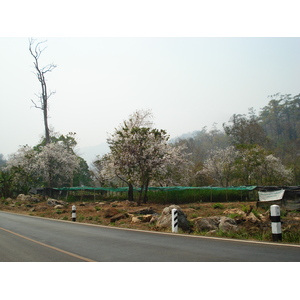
top-left (54, 186), bottom-right (257, 203)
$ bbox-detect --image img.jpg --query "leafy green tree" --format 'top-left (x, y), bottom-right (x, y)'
top-left (223, 108), bottom-right (268, 147)
top-left (73, 157), bottom-right (92, 187)
top-left (0, 170), bottom-right (14, 198)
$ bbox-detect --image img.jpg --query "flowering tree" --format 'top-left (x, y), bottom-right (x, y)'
top-left (34, 143), bottom-right (80, 187)
top-left (201, 146), bottom-right (238, 187)
top-left (6, 142), bottom-right (80, 191)
top-left (258, 154), bottom-right (293, 185)
top-left (96, 110), bottom-right (189, 204)
top-left (201, 145), bottom-right (293, 186)
top-left (5, 145), bottom-right (37, 193)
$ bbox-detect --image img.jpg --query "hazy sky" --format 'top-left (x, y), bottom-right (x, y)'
top-left (1, 37), bottom-right (299, 161)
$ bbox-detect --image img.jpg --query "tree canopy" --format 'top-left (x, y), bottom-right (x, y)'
top-left (93, 110), bottom-right (190, 204)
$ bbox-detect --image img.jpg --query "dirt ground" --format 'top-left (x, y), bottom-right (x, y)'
top-left (1, 195), bottom-right (300, 243)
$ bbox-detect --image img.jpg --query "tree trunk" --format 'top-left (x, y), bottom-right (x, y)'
top-left (128, 183), bottom-right (134, 202)
top-left (143, 179), bottom-right (150, 203)
top-left (43, 91), bottom-right (50, 144)
top-left (138, 185), bottom-right (144, 206)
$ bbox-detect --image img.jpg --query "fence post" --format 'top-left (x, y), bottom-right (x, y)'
top-left (270, 204), bottom-right (282, 242)
top-left (172, 208), bottom-right (178, 233)
top-left (72, 205), bottom-right (76, 222)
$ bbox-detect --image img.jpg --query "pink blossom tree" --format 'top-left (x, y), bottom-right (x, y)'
top-left (96, 110), bottom-right (189, 204)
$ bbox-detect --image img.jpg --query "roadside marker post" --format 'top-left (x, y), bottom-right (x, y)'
top-left (172, 208), bottom-right (178, 233)
top-left (270, 204), bottom-right (282, 242)
top-left (72, 205), bottom-right (76, 222)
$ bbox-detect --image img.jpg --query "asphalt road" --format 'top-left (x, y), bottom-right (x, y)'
top-left (0, 211), bottom-right (299, 262)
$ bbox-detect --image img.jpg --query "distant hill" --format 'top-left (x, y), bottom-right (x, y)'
top-left (78, 132), bottom-right (199, 165)
top-left (78, 143), bottom-right (109, 165)
top-left (170, 131), bottom-right (200, 143)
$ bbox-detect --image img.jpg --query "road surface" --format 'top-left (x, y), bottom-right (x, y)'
top-left (0, 211), bottom-right (299, 262)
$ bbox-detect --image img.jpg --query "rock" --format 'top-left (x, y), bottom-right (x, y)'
top-left (130, 207), bottom-right (157, 215)
top-left (110, 213), bottom-right (127, 222)
top-left (194, 216), bottom-right (220, 231)
top-left (194, 216), bottom-right (238, 233)
top-left (28, 196), bottom-right (41, 203)
top-left (103, 207), bottom-right (119, 218)
top-left (54, 205), bottom-right (64, 209)
top-left (150, 216), bottom-right (158, 224)
top-left (131, 216), bottom-right (142, 223)
top-left (223, 208), bottom-right (246, 218)
top-left (47, 199), bottom-right (67, 206)
top-left (16, 194), bottom-right (28, 201)
top-left (245, 212), bottom-right (260, 223)
top-left (138, 214), bottom-right (153, 223)
top-left (156, 205), bottom-right (190, 232)
top-left (16, 194), bottom-right (41, 202)
top-left (110, 201), bottom-right (123, 207)
top-left (219, 216), bottom-right (238, 232)
top-left (123, 200), bottom-right (137, 207)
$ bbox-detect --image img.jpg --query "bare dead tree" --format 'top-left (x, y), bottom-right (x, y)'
top-left (29, 38), bottom-right (56, 144)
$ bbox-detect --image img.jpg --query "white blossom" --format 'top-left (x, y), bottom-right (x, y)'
top-left (6, 143), bottom-right (80, 188)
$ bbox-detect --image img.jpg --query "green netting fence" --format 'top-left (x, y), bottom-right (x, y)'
top-left (53, 186), bottom-right (257, 203)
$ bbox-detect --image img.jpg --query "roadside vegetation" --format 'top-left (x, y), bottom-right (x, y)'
top-left (1, 195), bottom-right (300, 244)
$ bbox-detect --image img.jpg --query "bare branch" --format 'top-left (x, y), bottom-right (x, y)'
top-left (31, 99), bottom-right (43, 110)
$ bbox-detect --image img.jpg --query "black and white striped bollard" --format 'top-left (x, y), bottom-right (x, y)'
top-left (172, 208), bottom-right (178, 233)
top-left (72, 205), bottom-right (76, 222)
top-left (270, 204), bottom-right (282, 242)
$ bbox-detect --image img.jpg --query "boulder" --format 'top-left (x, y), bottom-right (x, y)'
top-left (156, 205), bottom-right (190, 232)
top-left (103, 207), bottom-right (119, 218)
top-left (123, 200), bottom-right (137, 207)
top-left (245, 212), bottom-right (260, 224)
top-left (194, 216), bottom-right (238, 233)
top-left (16, 194), bottom-right (29, 201)
top-left (150, 215), bottom-right (158, 224)
top-left (131, 216), bottom-right (142, 224)
top-left (223, 208), bottom-right (246, 218)
top-left (54, 205), bottom-right (64, 209)
top-left (138, 214), bottom-right (153, 223)
top-left (194, 216), bottom-right (220, 231)
top-left (130, 207), bottom-right (157, 215)
top-left (110, 213), bottom-right (127, 222)
top-left (16, 194), bottom-right (41, 202)
top-left (47, 199), bottom-right (67, 206)
top-left (219, 216), bottom-right (238, 232)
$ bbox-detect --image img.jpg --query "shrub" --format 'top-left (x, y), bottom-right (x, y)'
top-left (213, 203), bottom-right (225, 209)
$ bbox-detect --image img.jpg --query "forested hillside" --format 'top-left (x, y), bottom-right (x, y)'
top-left (174, 93), bottom-right (300, 186)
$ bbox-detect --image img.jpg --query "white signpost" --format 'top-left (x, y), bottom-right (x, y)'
top-left (172, 208), bottom-right (178, 233)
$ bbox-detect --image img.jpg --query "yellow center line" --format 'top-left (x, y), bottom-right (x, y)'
top-left (0, 226), bottom-right (95, 262)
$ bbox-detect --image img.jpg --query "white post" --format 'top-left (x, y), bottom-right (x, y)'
top-left (172, 208), bottom-right (178, 233)
top-left (270, 204), bottom-right (282, 241)
top-left (72, 205), bottom-right (76, 222)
